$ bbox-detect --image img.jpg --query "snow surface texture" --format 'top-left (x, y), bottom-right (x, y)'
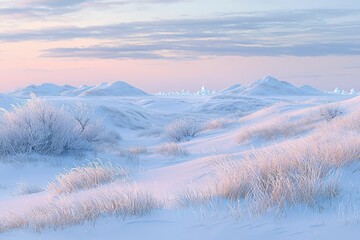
top-left (0, 78), bottom-right (360, 239)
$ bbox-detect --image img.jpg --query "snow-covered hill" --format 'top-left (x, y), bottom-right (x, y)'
top-left (220, 76), bottom-right (324, 96)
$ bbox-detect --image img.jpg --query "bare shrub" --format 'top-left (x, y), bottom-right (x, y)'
top-left (165, 118), bottom-right (201, 142)
top-left (0, 186), bottom-right (159, 233)
top-left (16, 182), bottom-right (44, 195)
top-left (48, 161), bottom-right (127, 194)
top-left (71, 102), bottom-right (120, 146)
top-left (71, 102), bottom-right (93, 133)
top-left (156, 143), bottom-right (189, 157)
top-left (320, 103), bottom-right (344, 122)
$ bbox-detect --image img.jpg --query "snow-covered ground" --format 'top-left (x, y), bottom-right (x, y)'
top-left (1, 77), bottom-right (360, 239)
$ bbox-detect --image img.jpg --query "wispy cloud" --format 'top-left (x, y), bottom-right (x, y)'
top-left (1, 9), bottom-right (360, 59)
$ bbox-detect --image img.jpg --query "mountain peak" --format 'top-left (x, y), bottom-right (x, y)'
top-left (260, 76), bottom-right (280, 83)
top-left (109, 81), bottom-right (131, 88)
top-left (256, 76), bottom-right (291, 86)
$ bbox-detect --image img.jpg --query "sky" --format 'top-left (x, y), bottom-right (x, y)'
top-left (0, 0), bottom-right (360, 92)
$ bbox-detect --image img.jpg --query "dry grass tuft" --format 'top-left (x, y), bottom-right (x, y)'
top-left (156, 143), bottom-right (189, 157)
top-left (48, 161), bottom-right (127, 194)
top-left (202, 118), bottom-right (233, 131)
top-left (118, 146), bottom-right (149, 161)
top-left (217, 132), bottom-right (360, 215)
top-left (0, 185), bottom-right (159, 233)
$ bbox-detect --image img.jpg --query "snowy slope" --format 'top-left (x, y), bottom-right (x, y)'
top-left (0, 94), bottom-right (360, 240)
top-left (299, 84), bottom-right (325, 95)
top-left (219, 83), bottom-right (246, 95)
top-left (78, 81), bottom-right (148, 97)
top-left (1, 87), bottom-right (360, 239)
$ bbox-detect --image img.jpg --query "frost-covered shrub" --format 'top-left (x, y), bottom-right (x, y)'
top-left (165, 118), bottom-right (201, 142)
top-left (0, 98), bottom-right (115, 156)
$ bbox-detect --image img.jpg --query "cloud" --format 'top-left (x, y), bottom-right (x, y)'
top-left (0, 0), bottom-right (187, 17)
top-left (42, 42), bottom-right (360, 60)
top-left (1, 9), bottom-right (360, 59)
top-left (19, 0), bottom-right (91, 7)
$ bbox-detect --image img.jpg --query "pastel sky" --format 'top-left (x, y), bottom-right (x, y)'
top-left (1, 0), bottom-right (360, 92)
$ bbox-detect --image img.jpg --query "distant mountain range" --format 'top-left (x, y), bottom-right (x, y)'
top-left (9, 81), bottom-right (148, 97)
top-left (8, 76), bottom-right (325, 97)
top-left (220, 76), bottom-right (324, 96)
